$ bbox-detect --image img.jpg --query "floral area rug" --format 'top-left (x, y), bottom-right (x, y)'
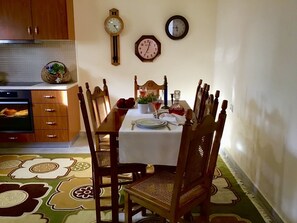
top-left (0, 154), bottom-right (267, 223)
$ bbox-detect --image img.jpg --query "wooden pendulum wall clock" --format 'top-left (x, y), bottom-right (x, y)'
top-left (104, 8), bottom-right (124, 66)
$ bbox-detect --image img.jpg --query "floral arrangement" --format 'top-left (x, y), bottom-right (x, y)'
top-left (137, 92), bottom-right (157, 104)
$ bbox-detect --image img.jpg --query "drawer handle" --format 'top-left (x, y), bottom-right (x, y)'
top-left (43, 95), bottom-right (55, 99)
top-left (34, 26), bottom-right (39, 34)
top-left (45, 109), bottom-right (55, 112)
top-left (27, 26), bottom-right (32, 35)
top-left (47, 134), bottom-right (57, 138)
top-left (8, 137), bottom-right (18, 140)
top-left (46, 121), bottom-right (56, 125)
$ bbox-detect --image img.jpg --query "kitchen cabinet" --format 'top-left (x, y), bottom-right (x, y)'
top-left (0, 0), bottom-right (75, 40)
top-left (31, 85), bottom-right (80, 143)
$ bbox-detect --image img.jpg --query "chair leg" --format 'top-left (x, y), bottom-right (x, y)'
top-left (199, 196), bottom-right (210, 223)
top-left (124, 192), bottom-right (133, 223)
top-left (184, 212), bottom-right (193, 222)
top-left (93, 175), bottom-right (102, 222)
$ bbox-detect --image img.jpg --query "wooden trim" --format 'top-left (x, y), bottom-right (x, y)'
top-left (67, 85), bottom-right (80, 140)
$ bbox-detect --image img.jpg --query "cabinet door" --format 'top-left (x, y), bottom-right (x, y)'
top-left (31, 0), bottom-right (68, 40)
top-left (0, 0), bottom-right (33, 40)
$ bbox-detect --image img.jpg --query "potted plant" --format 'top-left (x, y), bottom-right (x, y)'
top-left (146, 93), bottom-right (158, 113)
top-left (137, 95), bottom-right (149, 114)
top-left (137, 92), bottom-right (159, 114)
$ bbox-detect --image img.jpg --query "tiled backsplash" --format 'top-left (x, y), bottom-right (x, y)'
top-left (0, 41), bottom-right (77, 83)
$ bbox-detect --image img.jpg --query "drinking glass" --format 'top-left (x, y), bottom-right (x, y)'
top-left (139, 86), bottom-right (147, 97)
top-left (152, 96), bottom-right (162, 118)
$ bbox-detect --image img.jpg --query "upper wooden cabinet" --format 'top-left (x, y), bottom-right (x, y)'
top-left (0, 0), bottom-right (75, 40)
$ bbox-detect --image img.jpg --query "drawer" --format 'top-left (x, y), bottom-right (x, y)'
top-left (35, 130), bottom-right (69, 142)
top-left (32, 90), bottom-right (67, 104)
top-left (34, 117), bottom-right (68, 130)
top-left (33, 104), bottom-right (67, 116)
top-left (0, 133), bottom-right (36, 142)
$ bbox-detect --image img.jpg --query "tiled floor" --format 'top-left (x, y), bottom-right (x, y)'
top-left (0, 133), bottom-right (90, 154)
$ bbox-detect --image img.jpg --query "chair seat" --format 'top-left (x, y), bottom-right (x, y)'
top-left (125, 171), bottom-right (208, 211)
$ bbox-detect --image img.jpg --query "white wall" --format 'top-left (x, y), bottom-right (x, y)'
top-left (214, 1), bottom-right (297, 222)
top-left (73, 0), bottom-right (217, 107)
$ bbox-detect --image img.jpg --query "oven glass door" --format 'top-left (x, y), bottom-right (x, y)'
top-left (0, 100), bottom-right (34, 132)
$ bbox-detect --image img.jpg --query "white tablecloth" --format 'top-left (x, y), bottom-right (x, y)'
top-left (119, 108), bottom-right (183, 166)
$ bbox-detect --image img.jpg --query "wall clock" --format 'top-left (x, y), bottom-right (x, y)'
top-left (104, 8), bottom-right (124, 65)
top-left (165, 15), bottom-right (189, 40)
top-left (135, 35), bottom-right (161, 62)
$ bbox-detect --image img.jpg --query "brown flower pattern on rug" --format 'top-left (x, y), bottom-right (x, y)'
top-left (0, 183), bottom-right (50, 217)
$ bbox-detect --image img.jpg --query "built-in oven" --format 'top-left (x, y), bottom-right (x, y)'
top-left (0, 90), bottom-right (34, 133)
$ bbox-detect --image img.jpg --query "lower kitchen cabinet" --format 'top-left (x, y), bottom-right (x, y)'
top-left (31, 85), bottom-right (80, 143)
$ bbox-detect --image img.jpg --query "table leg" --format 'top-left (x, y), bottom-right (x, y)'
top-left (110, 134), bottom-right (119, 223)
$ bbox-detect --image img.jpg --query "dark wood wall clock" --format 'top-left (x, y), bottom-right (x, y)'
top-left (135, 35), bottom-right (161, 62)
top-left (165, 15), bottom-right (189, 40)
top-left (104, 8), bottom-right (124, 65)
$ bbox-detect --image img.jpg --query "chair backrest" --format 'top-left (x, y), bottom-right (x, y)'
top-left (193, 80), bottom-right (210, 122)
top-left (85, 79), bottom-right (111, 132)
top-left (171, 100), bottom-right (228, 212)
top-left (134, 75), bottom-right (168, 100)
top-left (77, 86), bottom-right (98, 168)
top-left (193, 79), bottom-right (220, 122)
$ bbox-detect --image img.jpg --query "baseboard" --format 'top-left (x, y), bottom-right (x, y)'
top-left (220, 149), bottom-right (284, 223)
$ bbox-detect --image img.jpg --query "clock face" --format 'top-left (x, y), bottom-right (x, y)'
top-left (104, 16), bottom-right (124, 35)
top-left (165, 15), bottom-right (189, 40)
top-left (135, 35), bottom-right (161, 62)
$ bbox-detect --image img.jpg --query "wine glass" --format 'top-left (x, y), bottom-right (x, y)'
top-left (139, 86), bottom-right (147, 98)
top-left (152, 95), bottom-right (162, 118)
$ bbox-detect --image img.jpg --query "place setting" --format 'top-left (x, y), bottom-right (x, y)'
top-left (129, 90), bottom-right (187, 131)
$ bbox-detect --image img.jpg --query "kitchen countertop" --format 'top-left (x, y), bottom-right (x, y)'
top-left (0, 82), bottom-right (78, 90)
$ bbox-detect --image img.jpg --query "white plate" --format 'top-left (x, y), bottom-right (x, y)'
top-left (135, 118), bottom-right (167, 129)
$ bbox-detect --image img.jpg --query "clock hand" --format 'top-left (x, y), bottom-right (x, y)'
top-left (113, 24), bottom-right (118, 31)
top-left (144, 41), bottom-right (151, 55)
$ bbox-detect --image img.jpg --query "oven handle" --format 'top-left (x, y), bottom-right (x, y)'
top-left (0, 101), bottom-right (29, 105)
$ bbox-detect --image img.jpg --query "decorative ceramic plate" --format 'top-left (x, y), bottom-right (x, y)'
top-left (135, 118), bottom-right (167, 129)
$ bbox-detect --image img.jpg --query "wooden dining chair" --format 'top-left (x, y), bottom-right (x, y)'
top-left (134, 75), bottom-right (168, 101)
top-left (78, 86), bottom-right (147, 223)
top-left (85, 80), bottom-right (111, 151)
top-left (124, 100), bottom-right (228, 223)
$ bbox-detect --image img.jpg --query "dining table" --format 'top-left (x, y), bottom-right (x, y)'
top-left (95, 100), bottom-right (190, 223)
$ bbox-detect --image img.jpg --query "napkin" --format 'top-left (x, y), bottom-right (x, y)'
top-left (159, 113), bottom-right (186, 125)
